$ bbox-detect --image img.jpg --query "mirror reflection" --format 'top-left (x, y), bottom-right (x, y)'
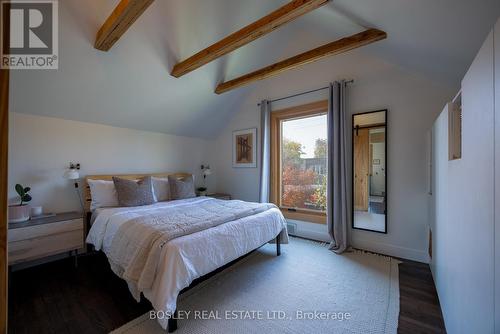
top-left (352, 110), bottom-right (387, 233)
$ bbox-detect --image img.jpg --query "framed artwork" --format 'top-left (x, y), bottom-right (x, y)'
top-left (232, 128), bottom-right (257, 168)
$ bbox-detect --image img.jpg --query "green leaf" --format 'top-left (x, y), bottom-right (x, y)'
top-left (22, 194), bottom-right (32, 202)
top-left (15, 184), bottom-right (24, 196)
top-left (24, 187), bottom-right (31, 193)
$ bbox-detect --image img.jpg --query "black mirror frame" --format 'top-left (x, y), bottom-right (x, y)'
top-left (351, 109), bottom-right (388, 234)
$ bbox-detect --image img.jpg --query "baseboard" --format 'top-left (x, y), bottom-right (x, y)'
top-left (282, 218), bottom-right (428, 262)
top-left (351, 238), bottom-right (430, 263)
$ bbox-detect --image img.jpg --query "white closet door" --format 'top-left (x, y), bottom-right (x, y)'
top-left (453, 28), bottom-right (495, 334)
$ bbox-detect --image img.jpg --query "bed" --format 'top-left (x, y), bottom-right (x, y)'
top-left (83, 173), bottom-right (288, 332)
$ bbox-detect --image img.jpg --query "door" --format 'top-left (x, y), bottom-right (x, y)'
top-left (354, 128), bottom-right (369, 211)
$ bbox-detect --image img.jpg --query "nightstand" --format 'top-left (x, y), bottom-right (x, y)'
top-left (8, 212), bottom-right (84, 266)
top-left (206, 193), bottom-right (232, 200)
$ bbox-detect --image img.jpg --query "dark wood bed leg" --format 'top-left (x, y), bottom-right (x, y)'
top-left (276, 234), bottom-right (281, 256)
top-left (168, 310), bottom-right (178, 332)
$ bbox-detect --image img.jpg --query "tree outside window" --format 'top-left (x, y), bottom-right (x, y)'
top-left (281, 136), bottom-right (327, 211)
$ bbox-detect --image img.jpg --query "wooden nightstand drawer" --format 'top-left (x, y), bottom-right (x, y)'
top-left (8, 219), bottom-right (83, 242)
top-left (8, 217), bottom-right (84, 265)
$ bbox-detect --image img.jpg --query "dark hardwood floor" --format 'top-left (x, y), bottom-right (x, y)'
top-left (8, 252), bottom-right (446, 333)
top-left (398, 260), bottom-right (446, 333)
top-left (8, 254), bottom-right (151, 333)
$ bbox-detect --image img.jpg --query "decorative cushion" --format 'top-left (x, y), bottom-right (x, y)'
top-left (168, 175), bottom-right (196, 200)
top-left (112, 176), bottom-right (155, 207)
top-left (88, 179), bottom-right (119, 211)
top-left (152, 177), bottom-right (170, 202)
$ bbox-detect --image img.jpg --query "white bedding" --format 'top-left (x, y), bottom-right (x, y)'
top-left (86, 197), bottom-right (288, 330)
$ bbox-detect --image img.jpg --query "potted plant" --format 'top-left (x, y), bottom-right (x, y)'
top-left (8, 184), bottom-right (32, 223)
top-left (196, 187), bottom-right (208, 196)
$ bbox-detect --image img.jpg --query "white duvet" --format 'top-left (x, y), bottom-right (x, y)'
top-left (86, 197), bottom-right (288, 330)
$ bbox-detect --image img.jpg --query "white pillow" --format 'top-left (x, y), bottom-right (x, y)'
top-left (88, 179), bottom-right (119, 211)
top-left (152, 177), bottom-right (170, 202)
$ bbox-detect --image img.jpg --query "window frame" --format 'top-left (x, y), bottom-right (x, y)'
top-left (270, 100), bottom-right (328, 225)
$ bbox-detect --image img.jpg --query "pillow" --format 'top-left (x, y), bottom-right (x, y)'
top-left (112, 176), bottom-right (155, 207)
top-left (88, 179), bottom-right (119, 211)
top-left (168, 175), bottom-right (196, 200)
top-left (152, 177), bottom-right (170, 202)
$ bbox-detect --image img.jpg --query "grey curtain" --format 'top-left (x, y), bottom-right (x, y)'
top-left (259, 100), bottom-right (271, 203)
top-left (327, 82), bottom-right (349, 253)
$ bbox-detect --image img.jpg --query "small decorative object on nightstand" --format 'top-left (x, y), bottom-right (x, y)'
top-left (8, 183), bottom-right (33, 223)
top-left (8, 212), bottom-right (84, 266)
top-left (206, 193), bottom-right (231, 200)
top-left (196, 187), bottom-right (208, 196)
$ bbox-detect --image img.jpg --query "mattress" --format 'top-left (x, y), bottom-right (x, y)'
top-left (86, 197), bottom-right (288, 330)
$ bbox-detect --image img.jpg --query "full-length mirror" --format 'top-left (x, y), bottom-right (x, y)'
top-left (352, 110), bottom-right (387, 233)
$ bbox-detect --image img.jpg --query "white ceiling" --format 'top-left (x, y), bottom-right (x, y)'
top-left (10, 0), bottom-right (500, 138)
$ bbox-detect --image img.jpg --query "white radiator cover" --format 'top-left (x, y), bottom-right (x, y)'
top-left (286, 219), bottom-right (330, 243)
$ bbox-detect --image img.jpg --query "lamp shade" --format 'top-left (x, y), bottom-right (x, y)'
top-left (64, 169), bottom-right (80, 180)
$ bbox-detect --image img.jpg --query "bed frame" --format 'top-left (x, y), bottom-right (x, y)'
top-left (83, 172), bottom-right (282, 333)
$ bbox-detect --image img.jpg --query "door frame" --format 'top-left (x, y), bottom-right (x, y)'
top-left (1, 1), bottom-right (10, 331)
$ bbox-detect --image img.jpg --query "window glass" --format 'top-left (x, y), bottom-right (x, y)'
top-left (280, 114), bottom-right (327, 212)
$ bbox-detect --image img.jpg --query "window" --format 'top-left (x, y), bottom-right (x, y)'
top-left (270, 101), bottom-right (328, 224)
top-left (448, 94), bottom-right (462, 160)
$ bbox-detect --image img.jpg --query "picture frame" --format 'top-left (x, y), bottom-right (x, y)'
top-left (232, 128), bottom-right (257, 168)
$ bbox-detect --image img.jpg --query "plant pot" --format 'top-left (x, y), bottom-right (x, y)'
top-left (8, 205), bottom-right (31, 223)
top-left (197, 190), bottom-right (207, 196)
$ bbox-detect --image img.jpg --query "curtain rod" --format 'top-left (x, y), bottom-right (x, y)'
top-left (257, 80), bottom-right (354, 106)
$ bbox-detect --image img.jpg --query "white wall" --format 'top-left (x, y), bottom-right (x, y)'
top-left (8, 113), bottom-right (214, 213)
top-left (210, 51), bottom-right (454, 262)
top-left (430, 21), bottom-right (498, 333)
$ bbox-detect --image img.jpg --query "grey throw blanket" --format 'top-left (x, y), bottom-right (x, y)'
top-left (107, 198), bottom-right (277, 294)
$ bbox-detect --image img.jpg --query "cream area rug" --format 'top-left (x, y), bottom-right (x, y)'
top-left (111, 238), bottom-right (400, 334)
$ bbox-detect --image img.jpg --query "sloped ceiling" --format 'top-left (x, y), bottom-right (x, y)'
top-left (9, 0), bottom-right (500, 138)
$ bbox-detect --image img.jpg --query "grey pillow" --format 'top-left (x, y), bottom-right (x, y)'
top-left (168, 175), bottom-right (196, 200)
top-left (152, 177), bottom-right (170, 202)
top-left (112, 176), bottom-right (155, 207)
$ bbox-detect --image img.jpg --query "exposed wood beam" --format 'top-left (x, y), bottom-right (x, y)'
top-left (215, 29), bottom-right (387, 94)
top-left (95, 0), bottom-right (155, 51)
top-left (171, 0), bottom-right (329, 78)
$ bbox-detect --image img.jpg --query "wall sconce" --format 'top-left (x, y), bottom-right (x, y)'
top-left (201, 164), bottom-right (212, 179)
top-left (64, 162), bottom-right (80, 180)
top-left (64, 162), bottom-right (84, 213)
